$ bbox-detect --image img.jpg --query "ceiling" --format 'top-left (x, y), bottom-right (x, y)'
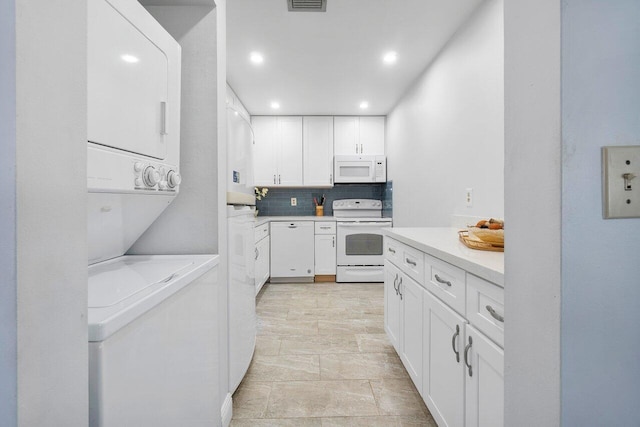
top-left (227, 0), bottom-right (483, 116)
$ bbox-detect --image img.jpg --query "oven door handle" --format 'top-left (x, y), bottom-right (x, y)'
top-left (337, 222), bottom-right (391, 227)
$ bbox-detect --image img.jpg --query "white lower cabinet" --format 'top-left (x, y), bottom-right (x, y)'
top-left (384, 235), bottom-right (504, 427)
top-left (384, 259), bottom-right (424, 392)
top-left (254, 235), bottom-right (269, 294)
top-left (384, 260), bottom-right (401, 352)
top-left (464, 325), bottom-right (504, 427)
top-left (399, 273), bottom-right (424, 393)
top-left (314, 234), bottom-right (336, 275)
top-left (423, 291), bottom-right (466, 427)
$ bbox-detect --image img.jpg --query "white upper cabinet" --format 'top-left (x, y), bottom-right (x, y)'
top-left (303, 116), bottom-right (334, 186)
top-left (252, 116), bottom-right (278, 186)
top-left (334, 116), bottom-right (385, 155)
top-left (277, 117), bottom-right (304, 186)
top-left (252, 116), bottom-right (303, 186)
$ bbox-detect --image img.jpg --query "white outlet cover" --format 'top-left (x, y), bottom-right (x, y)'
top-left (291, 197), bottom-right (297, 206)
top-left (602, 145), bottom-right (640, 219)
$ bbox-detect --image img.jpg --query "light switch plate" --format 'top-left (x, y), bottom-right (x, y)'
top-left (602, 145), bottom-right (640, 219)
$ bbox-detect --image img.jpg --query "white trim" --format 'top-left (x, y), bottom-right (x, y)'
top-left (220, 392), bottom-right (233, 427)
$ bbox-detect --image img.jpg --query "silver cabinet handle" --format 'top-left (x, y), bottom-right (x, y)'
top-left (388, 247), bottom-right (396, 254)
top-left (160, 102), bottom-right (168, 135)
top-left (464, 336), bottom-right (473, 377)
top-left (434, 274), bottom-right (452, 287)
top-left (330, 173), bottom-right (333, 184)
top-left (332, 236), bottom-right (335, 248)
top-left (255, 248), bottom-right (259, 260)
top-left (355, 143), bottom-right (358, 153)
top-left (273, 175), bottom-right (276, 184)
top-left (405, 258), bottom-right (417, 266)
top-left (360, 143), bottom-right (363, 153)
top-left (278, 175), bottom-right (281, 184)
top-left (398, 276), bottom-right (403, 300)
top-left (393, 273), bottom-right (398, 295)
top-left (486, 305), bottom-right (504, 322)
top-left (451, 324), bottom-right (460, 363)
top-left (320, 226), bottom-right (331, 229)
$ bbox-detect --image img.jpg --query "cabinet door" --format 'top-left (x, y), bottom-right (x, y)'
top-left (277, 117), bottom-right (303, 186)
top-left (314, 234), bottom-right (336, 275)
top-left (423, 291), bottom-right (466, 427)
top-left (252, 116), bottom-right (278, 186)
top-left (303, 116), bottom-right (334, 186)
top-left (255, 236), bottom-right (270, 294)
top-left (358, 116), bottom-right (385, 155)
top-left (399, 273), bottom-right (423, 393)
top-left (334, 116), bottom-right (359, 155)
top-left (464, 325), bottom-right (504, 427)
top-left (384, 260), bottom-right (401, 353)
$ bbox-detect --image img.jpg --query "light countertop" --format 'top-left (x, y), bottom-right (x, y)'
top-left (384, 227), bottom-right (504, 287)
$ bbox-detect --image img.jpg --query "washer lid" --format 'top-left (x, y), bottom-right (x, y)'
top-left (88, 258), bottom-right (194, 308)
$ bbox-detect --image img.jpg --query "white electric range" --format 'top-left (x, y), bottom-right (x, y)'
top-left (333, 199), bottom-right (392, 282)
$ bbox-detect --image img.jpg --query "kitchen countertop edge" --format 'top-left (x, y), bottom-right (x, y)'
top-left (384, 227), bottom-right (504, 287)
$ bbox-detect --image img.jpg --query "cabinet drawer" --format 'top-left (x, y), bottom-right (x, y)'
top-left (466, 274), bottom-right (504, 348)
top-left (314, 221), bottom-right (336, 235)
top-left (384, 236), bottom-right (402, 266)
top-left (424, 254), bottom-right (466, 316)
top-left (254, 222), bottom-right (269, 243)
top-left (400, 244), bottom-right (425, 285)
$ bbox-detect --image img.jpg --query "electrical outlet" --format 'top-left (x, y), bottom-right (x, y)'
top-left (291, 197), bottom-right (297, 206)
top-left (466, 188), bottom-right (473, 207)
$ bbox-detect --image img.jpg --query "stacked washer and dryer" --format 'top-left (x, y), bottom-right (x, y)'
top-left (87, 1), bottom-right (219, 425)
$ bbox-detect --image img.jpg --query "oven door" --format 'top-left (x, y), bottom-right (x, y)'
top-left (336, 221), bottom-right (391, 266)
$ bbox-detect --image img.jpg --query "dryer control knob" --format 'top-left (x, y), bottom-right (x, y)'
top-left (134, 162), bottom-right (144, 172)
top-left (167, 170), bottom-right (182, 188)
top-left (143, 166), bottom-right (160, 187)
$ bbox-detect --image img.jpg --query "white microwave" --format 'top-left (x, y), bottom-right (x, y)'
top-left (334, 155), bottom-right (386, 183)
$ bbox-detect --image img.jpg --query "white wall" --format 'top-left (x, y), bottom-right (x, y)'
top-left (0, 1), bottom-right (88, 425)
top-left (130, 5), bottom-right (220, 256)
top-left (504, 0), bottom-right (561, 425)
top-left (0, 0), bottom-right (17, 423)
top-left (561, 1), bottom-right (640, 424)
top-left (386, 0), bottom-right (504, 227)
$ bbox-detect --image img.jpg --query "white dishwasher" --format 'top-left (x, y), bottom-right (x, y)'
top-left (270, 221), bottom-right (315, 283)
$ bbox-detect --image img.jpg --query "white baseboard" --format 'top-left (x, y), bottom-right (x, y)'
top-left (221, 392), bottom-right (233, 427)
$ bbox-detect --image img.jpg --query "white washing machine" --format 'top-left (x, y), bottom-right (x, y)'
top-left (88, 255), bottom-right (219, 427)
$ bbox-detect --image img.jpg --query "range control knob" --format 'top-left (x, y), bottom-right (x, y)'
top-left (142, 166), bottom-right (160, 187)
top-left (134, 162), bottom-right (144, 172)
top-left (167, 170), bottom-right (182, 188)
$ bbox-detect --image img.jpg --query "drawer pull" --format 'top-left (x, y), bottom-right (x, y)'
top-left (464, 336), bottom-right (473, 377)
top-left (405, 258), bottom-right (417, 266)
top-left (393, 273), bottom-right (399, 295)
top-left (434, 274), bottom-right (452, 287)
top-left (398, 277), bottom-right (403, 300)
top-left (486, 305), bottom-right (504, 322)
top-left (388, 247), bottom-right (396, 254)
top-left (320, 226), bottom-right (331, 229)
top-left (255, 248), bottom-right (259, 260)
top-left (451, 324), bottom-right (460, 363)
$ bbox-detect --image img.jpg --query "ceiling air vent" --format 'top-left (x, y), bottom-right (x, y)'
top-left (287, 0), bottom-right (327, 12)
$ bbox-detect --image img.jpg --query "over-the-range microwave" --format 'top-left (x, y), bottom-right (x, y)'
top-left (334, 155), bottom-right (386, 183)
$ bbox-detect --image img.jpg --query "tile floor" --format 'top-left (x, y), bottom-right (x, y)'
top-left (231, 282), bottom-right (437, 427)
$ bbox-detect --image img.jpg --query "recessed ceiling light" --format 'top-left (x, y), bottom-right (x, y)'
top-left (383, 51), bottom-right (397, 64)
top-left (359, 101), bottom-right (369, 109)
top-left (121, 54), bottom-right (139, 63)
top-left (250, 52), bottom-right (264, 64)
top-left (271, 101), bottom-right (280, 109)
